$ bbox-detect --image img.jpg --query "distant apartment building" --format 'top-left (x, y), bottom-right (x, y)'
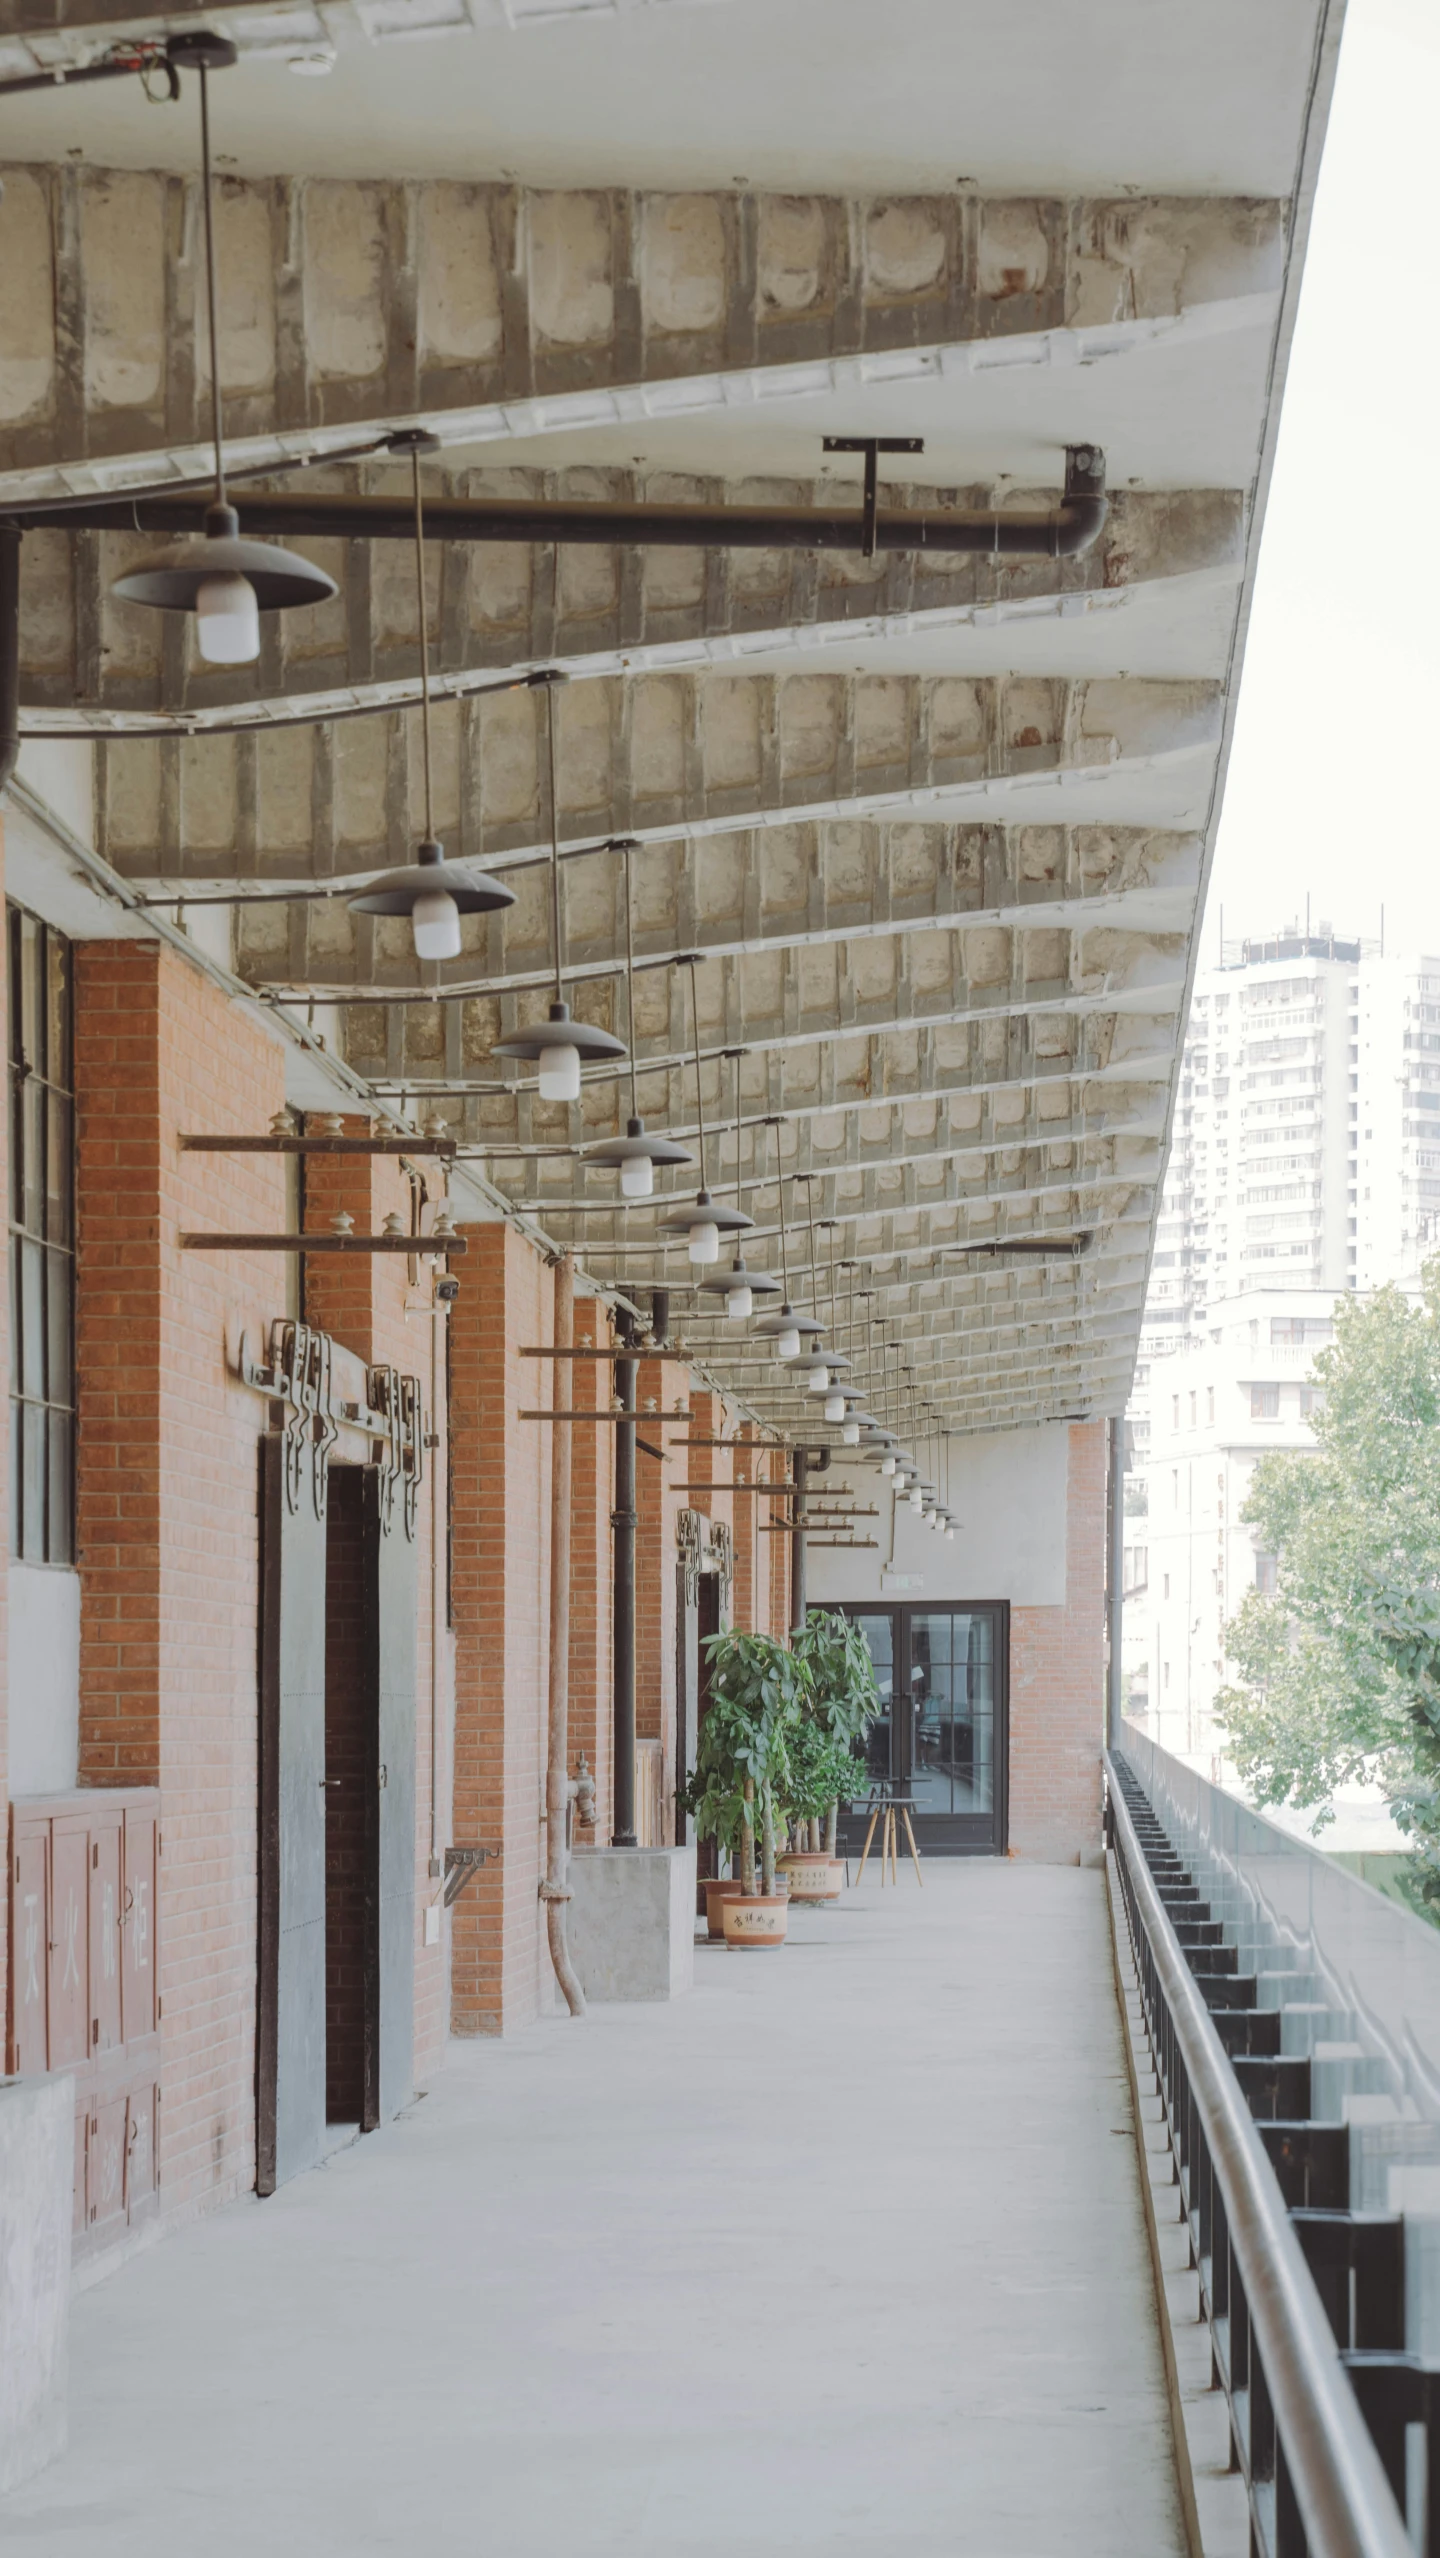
top-left (1124, 929), bottom-right (1440, 1769)
top-left (1125, 1286), bottom-right (1333, 1758)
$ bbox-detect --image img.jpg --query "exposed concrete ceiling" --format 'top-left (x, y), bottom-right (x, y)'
top-left (0, 0), bottom-right (1346, 1441)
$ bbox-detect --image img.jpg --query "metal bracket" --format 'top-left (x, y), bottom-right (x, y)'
top-left (368, 1363), bottom-right (424, 1541)
top-left (443, 1845), bottom-right (500, 1908)
top-left (823, 435), bottom-right (925, 557)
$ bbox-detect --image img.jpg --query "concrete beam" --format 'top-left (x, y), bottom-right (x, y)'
top-left (0, 167), bottom-right (1283, 491)
top-left (231, 822), bottom-right (1202, 998)
top-left (94, 671), bottom-right (1222, 885)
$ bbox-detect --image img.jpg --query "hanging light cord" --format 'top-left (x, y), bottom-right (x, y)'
top-left (412, 447), bottom-right (434, 846)
top-left (547, 669), bottom-right (563, 1005)
top-left (688, 957), bottom-right (707, 1189)
top-left (623, 841), bottom-right (639, 1120)
top-left (768, 1119), bottom-right (791, 1301)
top-left (802, 1175), bottom-right (822, 1330)
top-left (198, 64), bottom-right (225, 509)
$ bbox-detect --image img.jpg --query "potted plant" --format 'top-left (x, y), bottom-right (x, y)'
top-left (680, 1630), bottom-right (800, 1948)
top-left (788, 1612), bottom-right (880, 1883)
top-left (778, 1717), bottom-right (869, 1900)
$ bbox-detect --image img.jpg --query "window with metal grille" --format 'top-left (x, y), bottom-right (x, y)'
top-left (9, 906), bottom-right (74, 1563)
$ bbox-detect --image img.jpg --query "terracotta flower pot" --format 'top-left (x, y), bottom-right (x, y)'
top-left (702, 1878), bottom-right (747, 1940)
top-left (777, 1851), bottom-right (844, 1904)
top-left (721, 1892), bottom-right (789, 1950)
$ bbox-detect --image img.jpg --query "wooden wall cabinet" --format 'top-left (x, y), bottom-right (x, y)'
top-left (7, 1790), bottom-right (161, 2259)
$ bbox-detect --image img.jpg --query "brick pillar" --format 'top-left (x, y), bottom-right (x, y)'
top-left (449, 1223), bottom-right (550, 2034)
top-left (74, 941), bottom-right (287, 2207)
top-left (1009, 1420), bottom-right (1107, 1861)
top-left (566, 1298), bottom-right (612, 1846)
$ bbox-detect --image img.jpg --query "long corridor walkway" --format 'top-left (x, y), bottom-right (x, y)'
top-left (0, 1865), bottom-right (1185, 2557)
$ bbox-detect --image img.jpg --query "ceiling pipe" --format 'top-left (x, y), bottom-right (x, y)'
top-left (12, 445), bottom-right (1106, 557)
top-left (0, 527), bottom-right (19, 793)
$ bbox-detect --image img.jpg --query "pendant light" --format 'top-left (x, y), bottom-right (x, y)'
top-left (495, 671), bottom-right (627, 1098)
top-left (582, 839), bottom-right (694, 1196)
top-left (699, 1050), bottom-right (781, 1317)
top-left (349, 432), bottom-right (516, 961)
top-left (753, 1118), bottom-right (822, 1362)
top-left (112, 37), bottom-right (337, 655)
top-left (659, 958), bottom-right (753, 1264)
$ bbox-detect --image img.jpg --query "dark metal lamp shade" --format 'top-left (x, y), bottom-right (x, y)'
top-left (111, 502), bottom-right (338, 615)
top-left (583, 1117), bottom-right (695, 1174)
top-left (348, 841), bottom-right (517, 920)
top-left (493, 1000), bottom-right (627, 1068)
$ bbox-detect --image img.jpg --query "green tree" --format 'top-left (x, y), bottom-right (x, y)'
top-left (679, 1630), bottom-right (801, 1895)
top-left (1216, 1268), bottom-right (1440, 1895)
top-left (792, 1611), bottom-right (879, 1852)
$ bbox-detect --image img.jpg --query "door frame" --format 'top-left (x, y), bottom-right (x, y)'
top-left (825, 1599), bottom-right (1010, 1857)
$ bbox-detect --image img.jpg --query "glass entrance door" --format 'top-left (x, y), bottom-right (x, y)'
top-left (831, 1604), bottom-right (1007, 1854)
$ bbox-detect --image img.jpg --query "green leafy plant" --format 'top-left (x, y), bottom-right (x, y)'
top-left (679, 1629), bottom-right (802, 1896)
top-left (791, 1611), bottom-right (879, 1852)
top-left (782, 1716), bottom-right (869, 1844)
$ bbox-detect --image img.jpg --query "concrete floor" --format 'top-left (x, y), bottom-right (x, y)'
top-left (0, 1864), bottom-right (1186, 2557)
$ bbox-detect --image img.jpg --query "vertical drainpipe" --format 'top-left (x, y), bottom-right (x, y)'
top-left (790, 1447), bottom-right (807, 1636)
top-left (611, 1305), bottom-right (638, 1847)
top-left (1106, 1414), bottom-right (1126, 1749)
top-left (0, 527), bottom-right (21, 793)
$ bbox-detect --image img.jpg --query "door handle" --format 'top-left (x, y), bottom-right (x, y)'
top-left (320, 1779), bottom-right (341, 1789)
top-left (378, 1764), bottom-right (388, 1791)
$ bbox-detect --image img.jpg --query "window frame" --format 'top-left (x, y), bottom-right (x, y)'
top-left (9, 903), bottom-right (76, 1565)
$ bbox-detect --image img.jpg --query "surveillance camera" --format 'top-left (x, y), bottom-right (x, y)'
top-left (435, 1277), bottom-right (460, 1305)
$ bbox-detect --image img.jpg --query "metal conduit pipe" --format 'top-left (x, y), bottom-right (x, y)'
top-left (611, 1307), bottom-right (638, 1849)
top-left (11, 445), bottom-right (1106, 557)
top-left (541, 1252), bottom-right (586, 2016)
top-left (0, 527), bottom-right (20, 793)
top-left (1105, 1762), bottom-right (1413, 2558)
top-left (789, 1446), bottom-right (831, 1636)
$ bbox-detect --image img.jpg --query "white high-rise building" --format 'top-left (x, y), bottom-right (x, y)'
top-left (1123, 931), bottom-right (1440, 1783)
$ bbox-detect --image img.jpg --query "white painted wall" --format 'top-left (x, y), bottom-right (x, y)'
top-left (807, 1423), bottom-right (1069, 1609)
top-left (7, 1566), bottom-right (81, 1797)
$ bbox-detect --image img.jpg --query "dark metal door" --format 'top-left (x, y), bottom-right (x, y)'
top-left (831, 1603), bottom-right (1009, 1856)
top-left (364, 1469), bottom-right (416, 2132)
top-left (258, 1434), bottom-right (328, 2196)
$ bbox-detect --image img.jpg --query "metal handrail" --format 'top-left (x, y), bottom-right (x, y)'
top-left (1105, 1752), bottom-right (1411, 2558)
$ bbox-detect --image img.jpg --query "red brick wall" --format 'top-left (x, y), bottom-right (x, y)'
top-left (75, 941), bottom-right (286, 2213)
top-left (566, 1299), bottom-right (613, 1847)
top-left (1009, 1420), bottom-right (1106, 1861)
top-left (449, 1223), bottom-right (549, 2035)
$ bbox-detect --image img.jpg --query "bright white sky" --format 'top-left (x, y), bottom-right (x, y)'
top-left (1208, 0), bottom-right (1440, 962)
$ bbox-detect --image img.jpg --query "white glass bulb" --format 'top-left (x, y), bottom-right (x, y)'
top-left (725, 1283), bottom-right (753, 1320)
top-left (824, 1390), bottom-right (846, 1423)
top-left (806, 1364), bottom-right (830, 1396)
top-left (688, 1220), bottom-right (720, 1265)
top-left (195, 572), bottom-right (260, 665)
top-left (881, 1455), bottom-right (896, 1476)
top-left (945, 1525), bottom-right (956, 1542)
top-left (411, 889), bottom-right (462, 962)
top-left (929, 1511), bottom-right (941, 1533)
top-left (775, 1323), bottom-right (801, 1362)
top-left (842, 1420), bottom-right (861, 1446)
top-left (620, 1154), bottom-right (654, 1200)
top-left (909, 1487), bottom-right (924, 1513)
top-left (538, 1042), bottom-right (582, 1104)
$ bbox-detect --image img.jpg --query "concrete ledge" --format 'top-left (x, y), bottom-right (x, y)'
top-left (567, 1847), bottom-right (696, 2004)
top-left (0, 2074), bottom-right (72, 2493)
